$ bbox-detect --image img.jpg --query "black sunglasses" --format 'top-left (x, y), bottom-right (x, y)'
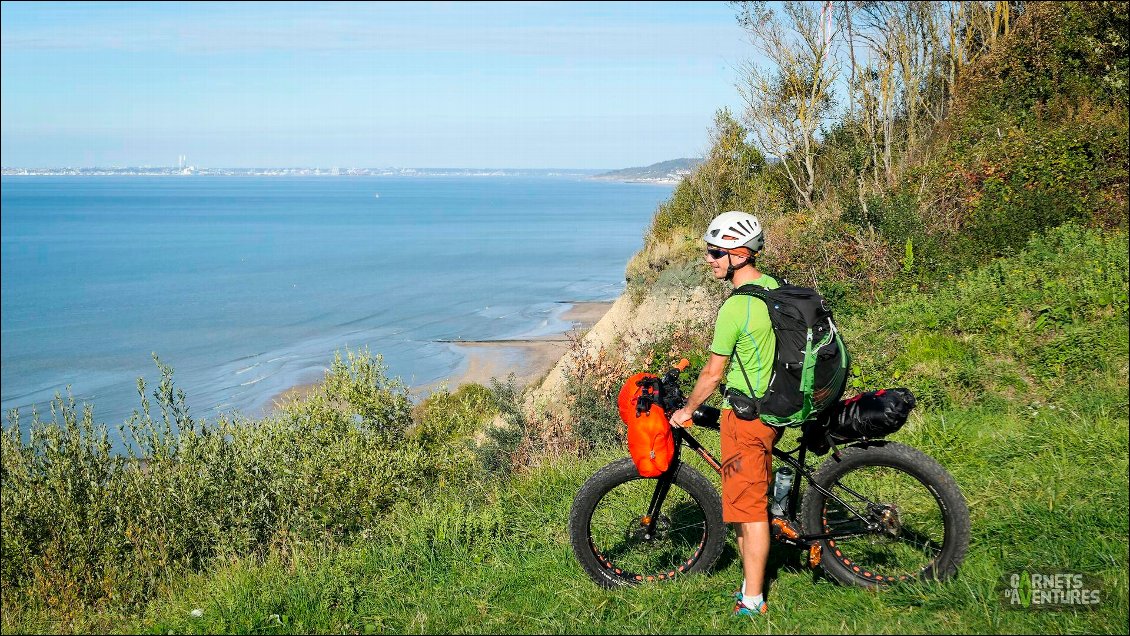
top-left (705, 247), bottom-right (731, 260)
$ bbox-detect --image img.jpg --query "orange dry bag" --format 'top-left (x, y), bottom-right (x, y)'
top-left (617, 372), bottom-right (675, 477)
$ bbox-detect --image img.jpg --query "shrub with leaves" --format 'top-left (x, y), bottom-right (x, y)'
top-left (0, 348), bottom-right (481, 621)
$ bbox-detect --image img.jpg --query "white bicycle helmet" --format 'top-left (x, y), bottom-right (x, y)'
top-left (703, 210), bottom-right (764, 254)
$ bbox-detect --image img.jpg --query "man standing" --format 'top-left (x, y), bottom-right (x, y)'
top-left (669, 210), bottom-right (779, 617)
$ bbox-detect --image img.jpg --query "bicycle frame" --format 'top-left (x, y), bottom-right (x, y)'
top-left (641, 420), bottom-right (885, 546)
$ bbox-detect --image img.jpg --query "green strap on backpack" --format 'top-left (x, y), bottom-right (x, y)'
top-left (729, 282), bottom-right (850, 426)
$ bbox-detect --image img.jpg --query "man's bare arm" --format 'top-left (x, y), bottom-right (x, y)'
top-left (669, 353), bottom-right (729, 426)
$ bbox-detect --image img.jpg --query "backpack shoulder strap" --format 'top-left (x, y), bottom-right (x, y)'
top-left (724, 283), bottom-right (772, 404)
top-left (729, 283), bottom-right (770, 300)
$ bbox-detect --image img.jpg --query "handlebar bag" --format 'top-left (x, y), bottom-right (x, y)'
top-left (618, 372), bottom-right (675, 477)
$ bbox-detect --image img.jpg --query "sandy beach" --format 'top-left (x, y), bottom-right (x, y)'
top-left (428, 301), bottom-right (611, 389)
top-left (269, 301), bottom-right (613, 409)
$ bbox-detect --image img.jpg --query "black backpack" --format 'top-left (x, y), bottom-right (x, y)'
top-left (728, 283), bottom-right (850, 426)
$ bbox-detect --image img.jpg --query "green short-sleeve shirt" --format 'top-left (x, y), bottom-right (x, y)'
top-left (709, 273), bottom-right (779, 402)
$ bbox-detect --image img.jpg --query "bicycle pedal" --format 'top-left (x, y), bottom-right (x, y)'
top-left (771, 517), bottom-right (800, 541)
top-left (808, 542), bottom-right (822, 568)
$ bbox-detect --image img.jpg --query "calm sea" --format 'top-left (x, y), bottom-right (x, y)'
top-left (1, 175), bottom-right (672, 425)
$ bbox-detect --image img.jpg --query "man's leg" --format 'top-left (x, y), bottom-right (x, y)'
top-left (721, 411), bottom-right (778, 607)
top-left (735, 521), bottom-right (771, 596)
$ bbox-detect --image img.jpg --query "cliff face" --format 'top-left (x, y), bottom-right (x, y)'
top-left (524, 285), bottom-right (719, 419)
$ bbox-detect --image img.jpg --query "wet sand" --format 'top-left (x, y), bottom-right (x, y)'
top-left (417, 301), bottom-right (613, 394)
top-left (269, 301), bottom-right (613, 409)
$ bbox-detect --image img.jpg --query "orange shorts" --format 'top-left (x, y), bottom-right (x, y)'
top-left (720, 410), bottom-right (780, 523)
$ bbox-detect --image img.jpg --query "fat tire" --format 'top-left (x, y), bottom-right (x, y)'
top-left (569, 457), bottom-right (725, 588)
top-left (800, 441), bottom-right (970, 588)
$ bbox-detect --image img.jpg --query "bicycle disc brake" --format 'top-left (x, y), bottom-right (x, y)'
top-left (627, 514), bottom-right (671, 542)
top-left (870, 503), bottom-right (902, 537)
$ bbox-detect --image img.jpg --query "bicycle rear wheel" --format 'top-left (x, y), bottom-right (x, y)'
top-left (800, 441), bottom-right (970, 588)
top-left (569, 458), bottom-right (725, 588)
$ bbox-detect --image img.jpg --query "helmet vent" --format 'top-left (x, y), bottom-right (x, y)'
top-left (703, 211), bottom-right (764, 252)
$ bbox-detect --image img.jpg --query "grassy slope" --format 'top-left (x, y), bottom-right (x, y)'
top-left (110, 394), bottom-right (1129, 635)
top-left (19, 229), bottom-right (1124, 635)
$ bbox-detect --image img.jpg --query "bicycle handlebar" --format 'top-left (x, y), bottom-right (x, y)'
top-left (657, 358), bottom-right (722, 429)
top-left (654, 359), bottom-right (691, 422)
top-left (633, 358), bottom-right (711, 426)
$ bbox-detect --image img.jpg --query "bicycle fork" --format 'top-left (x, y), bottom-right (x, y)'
top-left (639, 429), bottom-right (723, 539)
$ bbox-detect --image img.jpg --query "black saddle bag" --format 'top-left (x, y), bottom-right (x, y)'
top-left (803, 388), bottom-right (916, 453)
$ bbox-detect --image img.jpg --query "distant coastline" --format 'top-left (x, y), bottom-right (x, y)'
top-left (0, 167), bottom-right (606, 178)
top-left (590, 177), bottom-right (685, 186)
top-left (1, 159), bottom-right (699, 183)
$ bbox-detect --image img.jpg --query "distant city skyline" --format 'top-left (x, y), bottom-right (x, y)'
top-left (1, 1), bottom-right (755, 169)
top-left (0, 156), bottom-right (692, 171)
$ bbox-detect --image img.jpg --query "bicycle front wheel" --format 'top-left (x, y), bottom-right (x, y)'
top-left (568, 458), bottom-right (726, 588)
top-left (800, 441), bottom-right (970, 588)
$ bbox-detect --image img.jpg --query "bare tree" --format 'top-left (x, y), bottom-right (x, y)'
top-left (836, 1), bottom-right (1021, 189)
top-left (732, 1), bottom-right (1022, 216)
top-left (850, 1), bottom-right (947, 162)
top-left (734, 1), bottom-right (840, 209)
top-left (947, 1), bottom-right (1021, 106)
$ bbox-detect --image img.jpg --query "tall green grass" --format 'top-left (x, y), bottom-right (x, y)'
top-left (845, 224), bottom-right (1129, 407)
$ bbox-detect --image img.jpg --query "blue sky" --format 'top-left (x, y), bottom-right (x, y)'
top-left (1, 1), bottom-right (754, 169)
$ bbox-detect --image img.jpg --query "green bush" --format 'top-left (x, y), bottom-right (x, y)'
top-left (473, 377), bottom-right (530, 478)
top-left (893, 2), bottom-right (1130, 272)
top-left (843, 191), bottom-right (919, 244)
top-left (959, 1), bottom-right (1129, 114)
top-left (0, 349), bottom-right (482, 620)
top-left (954, 100), bottom-right (1127, 259)
top-left (411, 383), bottom-right (495, 448)
top-left (566, 376), bottom-right (623, 454)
